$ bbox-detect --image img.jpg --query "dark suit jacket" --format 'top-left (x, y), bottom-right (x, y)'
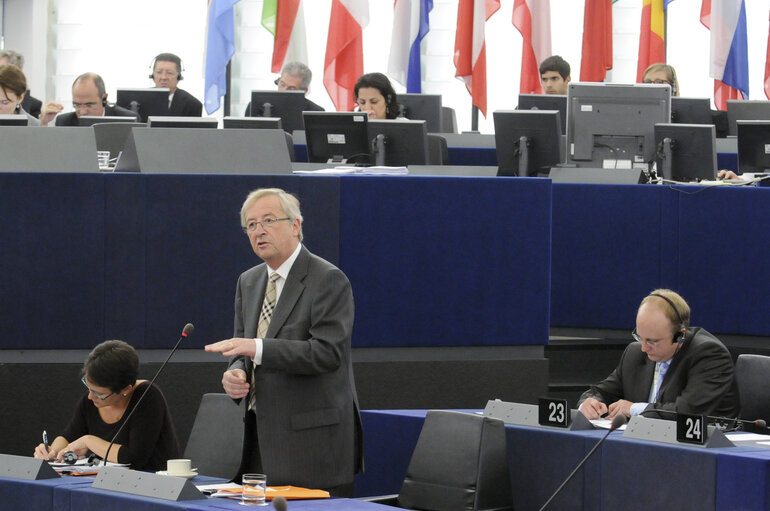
top-left (228, 246), bottom-right (363, 489)
top-left (55, 104), bottom-right (139, 126)
top-left (169, 88), bottom-right (202, 117)
top-left (579, 328), bottom-right (740, 418)
top-left (21, 91), bottom-right (42, 119)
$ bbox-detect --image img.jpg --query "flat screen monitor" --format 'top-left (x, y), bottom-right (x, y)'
top-left (737, 120), bottom-right (770, 173)
top-left (223, 116), bottom-right (282, 129)
top-left (397, 94), bottom-right (443, 133)
top-left (249, 90), bottom-right (306, 133)
top-left (653, 123), bottom-right (716, 182)
top-left (727, 100), bottom-right (770, 136)
top-left (78, 116), bottom-right (142, 127)
top-left (116, 88), bottom-right (170, 123)
top-left (517, 94), bottom-right (567, 134)
top-left (303, 111), bottom-right (370, 164)
top-left (147, 116), bottom-right (218, 128)
top-left (671, 97), bottom-right (712, 125)
top-left (368, 119), bottom-right (429, 166)
top-left (494, 110), bottom-right (563, 177)
top-left (567, 83), bottom-right (671, 169)
top-left (0, 114), bottom-right (29, 126)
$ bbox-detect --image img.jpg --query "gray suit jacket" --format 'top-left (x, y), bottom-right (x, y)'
top-left (228, 246), bottom-right (362, 488)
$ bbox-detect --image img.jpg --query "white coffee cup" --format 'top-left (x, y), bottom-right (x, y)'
top-left (166, 458), bottom-right (192, 475)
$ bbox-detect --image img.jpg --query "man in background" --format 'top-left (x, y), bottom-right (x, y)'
top-left (39, 72), bottom-right (138, 126)
top-left (150, 52), bottom-right (202, 117)
top-left (539, 55), bottom-right (571, 95)
top-left (244, 61), bottom-right (324, 116)
top-left (0, 50), bottom-right (42, 118)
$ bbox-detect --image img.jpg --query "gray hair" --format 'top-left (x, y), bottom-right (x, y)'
top-left (240, 188), bottom-right (304, 241)
top-left (281, 61), bottom-right (312, 90)
top-left (0, 50), bottom-right (24, 69)
top-left (73, 72), bottom-right (106, 97)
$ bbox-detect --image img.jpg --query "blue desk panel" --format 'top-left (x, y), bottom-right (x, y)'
top-left (0, 475), bottom-right (92, 511)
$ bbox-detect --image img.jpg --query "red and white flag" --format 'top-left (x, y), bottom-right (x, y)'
top-left (765, 10), bottom-right (770, 100)
top-left (454, 0), bottom-right (500, 117)
top-left (262, 0), bottom-right (308, 73)
top-left (513, 0), bottom-right (551, 95)
top-left (324, 0), bottom-right (369, 112)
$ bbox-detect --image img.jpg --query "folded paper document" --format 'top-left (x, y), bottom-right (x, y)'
top-left (209, 485), bottom-right (330, 500)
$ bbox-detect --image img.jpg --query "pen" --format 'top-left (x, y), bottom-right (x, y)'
top-left (42, 430), bottom-right (50, 454)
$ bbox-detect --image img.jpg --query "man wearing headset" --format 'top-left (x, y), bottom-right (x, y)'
top-left (243, 61), bottom-right (324, 117)
top-left (39, 72), bottom-right (138, 126)
top-left (578, 289), bottom-right (739, 420)
top-left (150, 52), bottom-right (202, 117)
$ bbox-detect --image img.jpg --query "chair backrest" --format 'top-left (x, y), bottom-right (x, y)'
top-left (398, 410), bottom-right (513, 511)
top-left (183, 393), bottom-right (244, 479)
top-left (427, 135), bottom-right (449, 166)
top-left (735, 354), bottom-right (770, 423)
top-left (441, 107), bottom-right (458, 133)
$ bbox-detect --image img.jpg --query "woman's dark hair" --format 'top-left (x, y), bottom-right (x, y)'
top-left (0, 64), bottom-right (27, 98)
top-left (82, 340), bottom-right (139, 393)
top-left (354, 72), bottom-right (401, 119)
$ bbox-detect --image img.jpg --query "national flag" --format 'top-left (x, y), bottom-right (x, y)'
top-left (580, 0), bottom-right (614, 82)
top-left (262, 0), bottom-right (308, 73)
top-left (204, 0), bottom-right (240, 114)
top-left (700, 0), bottom-right (749, 110)
top-left (324, 0), bottom-right (369, 111)
top-left (765, 11), bottom-right (770, 100)
top-left (636, 0), bottom-right (665, 83)
top-left (454, 0), bottom-right (501, 117)
top-left (388, 0), bottom-right (434, 93)
top-left (513, 0), bottom-right (551, 95)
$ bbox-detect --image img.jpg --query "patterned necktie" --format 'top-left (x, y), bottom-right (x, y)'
top-left (250, 272), bottom-right (280, 410)
top-left (653, 361), bottom-right (670, 402)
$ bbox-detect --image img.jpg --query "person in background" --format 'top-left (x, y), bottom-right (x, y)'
top-left (539, 55), bottom-right (571, 95)
top-left (578, 289), bottom-right (739, 421)
top-left (32, 340), bottom-right (180, 471)
top-left (0, 49), bottom-right (42, 118)
top-left (0, 64), bottom-right (40, 125)
top-left (354, 72), bottom-right (401, 120)
top-left (244, 61), bottom-right (324, 116)
top-left (39, 72), bottom-right (139, 126)
top-left (150, 52), bottom-right (202, 116)
top-left (642, 63), bottom-right (679, 96)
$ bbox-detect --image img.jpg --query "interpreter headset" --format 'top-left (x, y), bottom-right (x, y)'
top-left (648, 293), bottom-right (686, 344)
top-left (148, 54), bottom-right (185, 81)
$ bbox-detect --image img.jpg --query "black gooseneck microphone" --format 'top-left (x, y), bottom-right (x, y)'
top-left (101, 323), bottom-right (194, 466)
top-left (273, 496), bottom-right (288, 511)
top-left (539, 414), bottom-right (627, 511)
top-left (640, 408), bottom-right (767, 430)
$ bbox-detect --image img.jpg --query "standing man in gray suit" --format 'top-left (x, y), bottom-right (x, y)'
top-left (205, 188), bottom-right (362, 496)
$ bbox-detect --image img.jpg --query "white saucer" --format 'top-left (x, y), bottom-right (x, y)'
top-left (156, 469), bottom-right (198, 479)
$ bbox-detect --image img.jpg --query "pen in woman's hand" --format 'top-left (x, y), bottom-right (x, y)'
top-left (42, 430), bottom-right (50, 454)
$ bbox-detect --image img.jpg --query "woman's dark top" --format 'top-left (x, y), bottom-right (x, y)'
top-left (60, 381), bottom-right (180, 471)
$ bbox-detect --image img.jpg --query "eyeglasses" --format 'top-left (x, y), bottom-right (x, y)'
top-left (153, 69), bottom-right (178, 77)
top-left (643, 79), bottom-right (672, 86)
top-left (81, 376), bottom-right (114, 400)
top-left (631, 328), bottom-right (664, 348)
top-left (243, 217), bottom-right (290, 233)
top-left (0, 99), bottom-right (17, 107)
top-left (274, 78), bottom-right (300, 91)
top-left (72, 101), bottom-right (99, 110)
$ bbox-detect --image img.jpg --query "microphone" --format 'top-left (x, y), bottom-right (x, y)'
top-left (640, 409), bottom-right (767, 430)
top-left (102, 323), bottom-right (194, 466)
top-left (539, 414), bottom-right (626, 511)
top-left (273, 496), bottom-right (288, 511)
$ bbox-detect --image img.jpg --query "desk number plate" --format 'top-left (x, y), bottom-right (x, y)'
top-left (677, 413), bottom-right (707, 445)
top-left (538, 397), bottom-right (570, 428)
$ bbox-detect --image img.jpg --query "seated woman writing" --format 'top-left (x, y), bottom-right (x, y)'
top-left (33, 340), bottom-right (180, 471)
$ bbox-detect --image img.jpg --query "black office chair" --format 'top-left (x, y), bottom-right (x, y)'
top-left (183, 393), bottom-right (244, 479)
top-left (367, 410), bottom-right (513, 511)
top-left (735, 354), bottom-right (770, 423)
top-left (427, 135), bottom-right (449, 166)
top-left (441, 107), bottom-right (458, 134)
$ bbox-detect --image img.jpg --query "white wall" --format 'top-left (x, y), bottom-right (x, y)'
top-left (1, 0), bottom-right (769, 133)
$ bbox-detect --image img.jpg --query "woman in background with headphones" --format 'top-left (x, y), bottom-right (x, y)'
top-left (354, 72), bottom-right (403, 120)
top-left (642, 63), bottom-right (679, 96)
top-left (0, 64), bottom-right (40, 125)
top-left (32, 340), bottom-right (180, 471)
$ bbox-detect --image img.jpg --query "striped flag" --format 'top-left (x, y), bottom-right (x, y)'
top-left (454, 0), bottom-right (501, 117)
top-left (580, 0), bottom-right (614, 82)
top-left (324, 0), bottom-right (369, 111)
top-left (388, 0), bottom-right (434, 93)
top-left (261, 0), bottom-right (308, 73)
top-left (204, 0), bottom-right (240, 114)
top-left (636, 0), bottom-right (665, 83)
top-left (700, 0), bottom-right (749, 110)
top-left (512, 0), bottom-right (551, 95)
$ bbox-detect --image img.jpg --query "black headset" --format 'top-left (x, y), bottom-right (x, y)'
top-left (148, 55), bottom-right (184, 81)
top-left (649, 293), bottom-right (686, 343)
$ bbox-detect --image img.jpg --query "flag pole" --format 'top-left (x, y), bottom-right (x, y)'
top-left (224, 60), bottom-right (231, 116)
top-left (471, 105), bottom-right (479, 132)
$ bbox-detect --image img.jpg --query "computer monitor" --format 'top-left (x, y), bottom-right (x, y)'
top-left (654, 123), bottom-right (717, 182)
top-left (727, 100), bottom-right (770, 136)
top-left (397, 94), bottom-right (443, 133)
top-left (147, 116), bottom-right (218, 128)
top-left (78, 116), bottom-right (142, 127)
top-left (249, 90), bottom-right (307, 133)
top-left (737, 120), bottom-right (770, 173)
top-left (493, 110), bottom-right (563, 177)
top-left (517, 94), bottom-right (567, 134)
top-left (567, 83), bottom-right (671, 169)
top-left (368, 119), bottom-right (429, 166)
top-left (0, 114), bottom-right (29, 126)
top-left (223, 116), bottom-right (282, 130)
top-left (303, 111), bottom-right (370, 164)
top-left (671, 97), bottom-right (712, 125)
top-left (115, 88), bottom-right (170, 123)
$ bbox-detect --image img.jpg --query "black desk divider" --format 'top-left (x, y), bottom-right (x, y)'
top-left (623, 416), bottom-right (734, 448)
top-left (483, 399), bottom-right (593, 431)
top-left (549, 167), bottom-right (647, 184)
top-left (91, 466), bottom-right (205, 501)
top-left (0, 454), bottom-right (60, 480)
